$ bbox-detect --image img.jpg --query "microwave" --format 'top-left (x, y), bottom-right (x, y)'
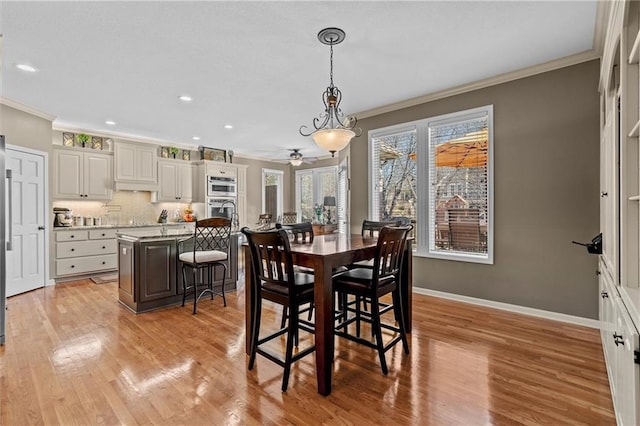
top-left (207, 175), bottom-right (237, 197)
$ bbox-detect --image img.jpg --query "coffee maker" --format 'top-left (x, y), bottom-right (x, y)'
top-left (53, 207), bottom-right (73, 227)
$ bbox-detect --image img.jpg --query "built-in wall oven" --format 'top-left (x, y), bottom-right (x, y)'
top-left (207, 175), bottom-right (237, 197)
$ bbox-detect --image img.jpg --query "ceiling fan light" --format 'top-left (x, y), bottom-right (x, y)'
top-left (289, 158), bottom-right (303, 166)
top-left (312, 128), bottom-right (354, 156)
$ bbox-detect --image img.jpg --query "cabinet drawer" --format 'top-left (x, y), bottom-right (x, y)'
top-left (57, 240), bottom-right (117, 258)
top-left (56, 254), bottom-right (118, 276)
top-left (89, 229), bottom-right (117, 239)
top-left (56, 230), bottom-right (88, 242)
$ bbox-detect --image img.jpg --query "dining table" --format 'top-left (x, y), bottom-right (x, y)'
top-left (244, 233), bottom-right (413, 396)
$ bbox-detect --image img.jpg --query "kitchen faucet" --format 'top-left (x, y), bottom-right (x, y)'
top-left (218, 199), bottom-right (240, 231)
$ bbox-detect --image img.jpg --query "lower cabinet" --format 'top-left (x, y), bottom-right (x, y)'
top-left (55, 229), bottom-right (118, 278)
top-left (599, 263), bottom-right (640, 426)
top-left (117, 237), bottom-right (181, 313)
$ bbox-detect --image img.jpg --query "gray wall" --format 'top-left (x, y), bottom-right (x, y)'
top-left (348, 60), bottom-right (601, 318)
top-left (232, 156), bottom-right (292, 223)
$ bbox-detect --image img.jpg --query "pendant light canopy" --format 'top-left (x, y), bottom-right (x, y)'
top-left (299, 27), bottom-right (361, 157)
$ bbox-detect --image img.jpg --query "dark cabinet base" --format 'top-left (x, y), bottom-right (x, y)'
top-left (118, 235), bottom-right (238, 314)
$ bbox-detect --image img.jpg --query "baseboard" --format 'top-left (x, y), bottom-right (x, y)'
top-left (412, 287), bottom-right (602, 329)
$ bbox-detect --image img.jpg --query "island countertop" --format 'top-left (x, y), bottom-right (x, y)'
top-left (117, 228), bottom-right (194, 241)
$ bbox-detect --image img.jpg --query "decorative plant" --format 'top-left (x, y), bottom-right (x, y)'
top-left (77, 133), bottom-right (90, 147)
top-left (169, 147), bottom-right (180, 158)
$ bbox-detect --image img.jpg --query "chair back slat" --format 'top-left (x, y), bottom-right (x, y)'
top-left (362, 219), bottom-right (398, 238)
top-left (373, 225), bottom-right (412, 283)
top-left (242, 228), bottom-right (296, 291)
top-left (276, 222), bottom-right (314, 243)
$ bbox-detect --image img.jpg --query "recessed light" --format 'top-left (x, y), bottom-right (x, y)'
top-left (16, 64), bottom-right (38, 73)
top-left (105, 120), bottom-right (116, 126)
top-left (224, 124), bottom-right (233, 130)
top-left (192, 136), bottom-right (200, 141)
top-left (179, 95), bottom-right (192, 102)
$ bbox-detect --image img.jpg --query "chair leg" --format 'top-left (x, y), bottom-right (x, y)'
top-left (282, 303), bottom-right (297, 392)
top-left (395, 289), bottom-right (410, 354)
top-left (280, 306), bottom-right (288, 328)
top-left (192, 267), bottom-right (198, 314)
top-left (248, 293), bottom-right (262, 371)
top-left (181, 264), bottom-right (188, 307)
top-left (220, 263), bottom-right (227, 307)
top-left (307, 301), bottom-right (314, 321)
top-left (355, 295), bottom-right (362, 338)
top-left (371, 297), bottom-right (388, 375)
top-left (208, 266), bottom-right (214, 300)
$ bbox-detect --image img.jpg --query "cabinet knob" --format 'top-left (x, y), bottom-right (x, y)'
top-left (70, 265), bottom-right (75, 268)
top-left (71, 248), bottom-right (75, 252)
top-left (101, 233), bottom-right (105, 237)
top-left (102, 261), bottom-right (106, 265)
top-left (600, 291), bottom-right (608, 299)
top-left (70, 235), bottom-right (75, 238)
top-left (601, 191), bottom-right (608, 197)
top-left (102, 246), bottom-right (106, 249)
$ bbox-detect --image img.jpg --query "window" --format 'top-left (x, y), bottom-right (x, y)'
top-left (262, 169), bottom-right (283, 221)
top-left (370, 105), bottom-right (493, 264)
top-left (296, 166), bottom-right (338, 224)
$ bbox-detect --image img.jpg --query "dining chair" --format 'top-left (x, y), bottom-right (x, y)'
top-left (241, 227), bottom-right (316, 392)
top-left (178, 217), bottom-right (231, 314)
top-left (333, 225), bottom-right (413, 375)
top-left (282, 212), bottom-right (298, 224)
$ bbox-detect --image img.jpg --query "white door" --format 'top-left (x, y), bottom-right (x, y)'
top-left (6, 147), bottom-right (47, 297)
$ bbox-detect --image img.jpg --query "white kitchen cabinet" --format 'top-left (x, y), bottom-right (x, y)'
top-left (54, 228), bottom-right (118, 278)
top-left (114, 141), bottom-right (158, 190)
top-left (53, 147), bottom-right (112, 200)
top-left (153, 160), bottom-right (194, 202)
top-left (206, 162), bottom-right (237, 178)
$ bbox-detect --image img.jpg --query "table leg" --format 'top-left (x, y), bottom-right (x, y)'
top-left (244, 245), bottom-right (253, 355)
top-left (314, 258), bottom-right (333, 396)
top-left (402, 240), bottom-right (413, 332)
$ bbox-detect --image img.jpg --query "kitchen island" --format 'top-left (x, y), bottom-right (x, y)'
top-left (117, 227), bottom-right (238, 313)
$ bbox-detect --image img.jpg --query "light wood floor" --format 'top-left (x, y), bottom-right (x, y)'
top-left (0, 279), bottom-right (615, 425)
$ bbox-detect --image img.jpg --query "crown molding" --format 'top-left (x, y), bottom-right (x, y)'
top-left (593, 0), bottom-right (611, 56)
top-left (354, 50), bottom-right (600, 120)
top-left (52, 124), bottom-right (197, 150)
top-left (0, 97), bottom-right (56, 122)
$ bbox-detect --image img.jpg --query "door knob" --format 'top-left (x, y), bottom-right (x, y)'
top-left (38, 226), bottom-right (45, 230)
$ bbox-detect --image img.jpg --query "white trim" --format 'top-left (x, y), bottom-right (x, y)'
top-left (1, 97), bottom-right (56, 121)
top-left (413, 287), bottom-right (602, 330)
top-left (355, 50), bottom-right (599, 120)
top-left (593, 0), bottom-right (611, 56)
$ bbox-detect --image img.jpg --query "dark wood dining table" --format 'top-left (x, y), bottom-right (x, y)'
top-left (244, 233), bottom-right (413, 396)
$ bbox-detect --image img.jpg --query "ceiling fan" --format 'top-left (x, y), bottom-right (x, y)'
top-left (287, 149), bottom-right (314, 166)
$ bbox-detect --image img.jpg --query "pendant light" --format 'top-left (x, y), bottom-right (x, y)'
top-left (299, 27), bottom-right (361, 157)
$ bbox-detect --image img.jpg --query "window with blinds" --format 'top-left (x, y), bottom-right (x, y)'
top-left (369, 105), bottom-right (493, 264)
top-left (369, 127), bottom-right (417, 229)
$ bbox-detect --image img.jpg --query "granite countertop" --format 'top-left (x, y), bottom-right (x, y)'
top-left (117, 228), bottom-right (195, 240)
top-left (53, 222), bottom-right (195, 231)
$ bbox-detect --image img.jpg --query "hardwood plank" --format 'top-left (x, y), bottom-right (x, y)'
top-left (0, 279), bottom-right (615, 425)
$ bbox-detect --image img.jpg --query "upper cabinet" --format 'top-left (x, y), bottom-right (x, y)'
top-left (114, 141), bottom-right (158, 191)
top-left (207, 162), bottom-right (237, 178)
top-left (53, 147), bottom-right (113, 200)
top-left (152, 160), bottom-right (194, 202)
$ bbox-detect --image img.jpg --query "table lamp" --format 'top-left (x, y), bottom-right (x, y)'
top-left (323, 196), bottom-right (336, 224)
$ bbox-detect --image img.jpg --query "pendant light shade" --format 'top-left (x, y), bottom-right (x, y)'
top-left (311, 128), bottom-right (355, 156)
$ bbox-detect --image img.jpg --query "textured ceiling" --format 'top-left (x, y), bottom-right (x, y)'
top-left (0, 1), bottom-right (597, 160)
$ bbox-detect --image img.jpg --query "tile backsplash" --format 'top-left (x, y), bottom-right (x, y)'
top-left (52, 191), bottom-right (192, 226)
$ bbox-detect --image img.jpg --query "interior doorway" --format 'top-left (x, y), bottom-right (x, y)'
top-left (6, 145), bottom-right (48, 297)
top-left (262, 169), bottom-right (283, 222)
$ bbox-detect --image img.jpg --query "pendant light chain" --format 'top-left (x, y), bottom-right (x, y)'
top-left (329, 41), bottom-right (334, 88)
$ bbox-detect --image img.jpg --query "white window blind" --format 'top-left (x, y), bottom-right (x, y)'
top-left (369, 128), bottom-right (417, 223)
top-left (428, 111), bottom-right (490, 259)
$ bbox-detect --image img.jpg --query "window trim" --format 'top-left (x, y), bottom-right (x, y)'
top-left (369, 105), bottom-right (494, 265)
top-left (295, 165), bottom-right (339, 222)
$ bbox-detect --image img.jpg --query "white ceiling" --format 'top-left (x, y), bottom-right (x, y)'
top-left (1, 1), bottom-right (598, 161)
